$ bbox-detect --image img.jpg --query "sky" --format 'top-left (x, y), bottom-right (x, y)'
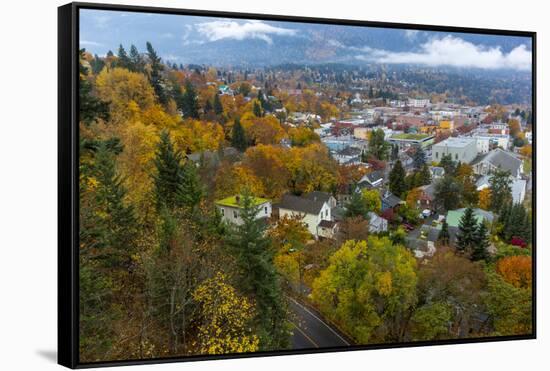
top-left (80, 9), bottom-right (532, 71)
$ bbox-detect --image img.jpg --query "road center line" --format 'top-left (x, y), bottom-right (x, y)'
top-left (287, 296), bottom-right (350, 346)
top-left (290, 321), bottom-right (319, 348)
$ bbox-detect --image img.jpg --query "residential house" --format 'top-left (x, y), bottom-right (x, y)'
top-left (446, 208), bottom-right (495, 228)
top-left (472, 148), bottom-right (523, 178)
top-left (303, 191), bottom-right (337, 209)
top-left (276, 193), bottom-right (332, 237)
top-left (215, 195), bottom-right (272, 226)
top-left (317, 220), bottom-right (339, 239)
top-left (357, 170), bottom-right (384, 190)
top-left (417, 184), bottom-right (436, 211)
top-left (381, 190), bottom-right (404, 212)
top-left (429, 166), bottom-right (445, 180)
top-left (476, 175), bottom-right (527, 204)
top-left (368, 212), bottom-right (388, 233)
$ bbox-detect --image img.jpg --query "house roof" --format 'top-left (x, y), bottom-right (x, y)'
top-left (429, 166), bottom-right (445, 177)
top-left (360, 170), bottom-right (384, 185)
top-left (277, 194), bottom-right (326, 215)
top-left (303, 191), bottom-right (333, 204)
top-left (367, 212), bottom-right (386, 228)
top-left (446, 208), bottom-right (494, 228)
top-left (382, 191), bottom-right (402, 208)
top-left (472, 148), bottom-right (522, 176)
top-left (418, 184), bottom-right (436, 199)
top-left (216, 195), bottom-right (270, 209)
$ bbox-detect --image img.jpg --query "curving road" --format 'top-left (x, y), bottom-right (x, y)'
top-left (288, 296), bottom-right (350, 349)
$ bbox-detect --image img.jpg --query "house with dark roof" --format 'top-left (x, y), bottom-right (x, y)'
top-left (357, 170), bottom-right (385, 189)
top-left (368, 212), bottom-right (388, 233)
top-left (381, 190), bottom-right (404, 211)
top-left (276, 193), bottom-right (332, 237)
top-left (317, 220), bottom-right (339, 239)
top-left (472, 148), bottom-right (523, 178)
top-left (303, 191), bottom-right (337, 209)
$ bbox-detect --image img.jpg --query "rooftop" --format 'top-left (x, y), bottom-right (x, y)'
top-left (390, 133), bottom-right (432, 141)
top-left (216, 195), bottom-right (270, 208)
top-left (435, 137), bottom-right (476, 148)
top-left (446, 208), bottom-right (494, 228)
top-left (277, 193), bottom-right (327, 215)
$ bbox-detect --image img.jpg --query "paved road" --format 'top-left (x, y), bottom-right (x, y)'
top-left (287, 296), bottom-right (350, 349)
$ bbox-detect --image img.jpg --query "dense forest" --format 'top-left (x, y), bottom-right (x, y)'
top-left (78, 43), bottom-right (532, 363)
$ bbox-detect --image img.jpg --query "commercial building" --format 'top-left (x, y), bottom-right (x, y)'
top-left (432, 137), bottom-right (477, 164)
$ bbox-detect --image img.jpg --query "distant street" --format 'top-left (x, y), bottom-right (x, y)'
top-left (287, 296), bottom-right (350, 349)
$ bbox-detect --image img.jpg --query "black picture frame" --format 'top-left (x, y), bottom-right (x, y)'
top-left (58, 2), bottom-right (537, 368)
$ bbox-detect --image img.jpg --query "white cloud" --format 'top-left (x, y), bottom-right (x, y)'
top-left (404, 30), bottom-right (420, 41)
top-left (355, 36), bottom-right (531, 71)
top-left (196, 20), bottom-right (296, 44)
top-left (80, 40), bottom-right (103, 47)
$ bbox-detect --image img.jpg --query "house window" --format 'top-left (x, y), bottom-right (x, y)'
top-left (233, 211), bottom-right (238, 219)
top-left (435, 152), bottom-right (439, 159)
top-left (264, 206), bottom-right (268, 214)
top-left (325, 209), bottom-right (328, 217)
top-left (221, 208), bottom-right (224, 216)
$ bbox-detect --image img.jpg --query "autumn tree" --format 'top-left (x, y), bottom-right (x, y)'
top-left (226, 191), bottom-right (290, 350)
top-left (193, 273), bottom-right (259, 354)
top-left (368, 129), bottom-right (390, 160)
top-left (312, 237), bottom-right (417, 343)
top-left (496, 256), bottom-right (532, 289)
top-left (478, 188), bottom-right (492, 210)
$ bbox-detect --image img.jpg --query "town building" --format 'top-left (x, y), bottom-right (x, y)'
top-left (472, 148), bottom-right (523, 178)
top-left (215, 195), bottom-right (272, 226)
top-left (387, 133), bottom-right (435, 150)
top-left (432, 137), bottom-right (477, 164)
top-left (276, 193), bottom-right (332, 237)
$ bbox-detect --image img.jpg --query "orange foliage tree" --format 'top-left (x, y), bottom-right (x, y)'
top-left (496, 255), bottom-right (532, 289)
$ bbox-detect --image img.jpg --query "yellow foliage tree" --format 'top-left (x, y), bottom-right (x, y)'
top-left (192, 272), bottom-right (259, 355)
top-left (214, 164), bottom-right (265, 199)
top-left (478, 188), bottom-right (492, 210)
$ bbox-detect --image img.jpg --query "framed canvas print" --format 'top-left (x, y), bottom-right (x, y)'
top-left (58, 2), bottom-right (536, 368)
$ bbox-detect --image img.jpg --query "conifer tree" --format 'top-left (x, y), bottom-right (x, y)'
top-left (253, 100), bottom-right (263, 117)
top-left (389, 159), bottom-right (407, 197)
top-left (456, 207), bottom-right (478, 253)
top-left (129, 44), bottom-right (144, 72)
top-left (213, 93), bottom-right (224, 115)
top-left (180, 80), bottom-right (200, 119)
top-left (413, 146), bottom-right (427, 169)
top-left (472, 221), bottom-right (491, 261)
top-left (345, 191), bottom-right (369, 218)
top-left (146, 41), bottom-right (168, 105)
top-left (231, 118), bottom-right (247, 152)
top-left (226, 191), bottom-right (290, 350)
top-left (418, 163), bottom-right (432, 185)
top-left (438, 219), bottom-right (450, 245)
top-left (489, 169), bottom-right (513, 213)
top-left (116, 44), bottom-right (131, 70)
top-left (79, 49), bottom-right (109, 125)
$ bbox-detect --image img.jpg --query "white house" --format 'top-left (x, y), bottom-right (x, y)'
top-left (215, 195), bottom-right (272, 226)
top-left (472, 148), bottom-right (523, 178)
top-left (277, 193), bottom-right (332, 237)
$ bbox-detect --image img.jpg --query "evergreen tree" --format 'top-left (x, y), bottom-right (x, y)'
top-left (152, 130), bottom-right (202, 211)
top-left (391, 143), bottom-right (399, 162)
top-left (180, 80), bottom-right (200, 119)
top-left (345, 191), bottom-right (369, 218)
top-left (146, 41), bottom-right (168, 105)
top-left (456, 207), bottom-right (478, 253)
top-left (418, 163), bottom-right (432, 185)
top-left (203, 99), bottom-right (213, 114)
top-left (213, 93), bottom-right (224, 115)
top-left (438, 219), bottom-right (450, 245)
top-left (129, 44), bottom-right (144, 72)
top-left (489, 169), bottom-right (513, 213)
top-left (434, 176), bottom-right (462, 211)
top-left (79, 49), bottom-right (109, 125)
top-left (116, 44), bottom-right (131, 70)
top-left (439, 154), bottom-right (456, 176)
top-left (472, 221), bottom-right (490, 261)
top-left (226, 191), bottom-right (290, 350)
top-left (389, 159), bottom-right (407, 197)
top-left (231, 118), bottom-right (247, 152)
top-left (253, 100), bottom-right (263, 117)
top-left (413, 146), bottom-right (427, 169)
top-left (90, 54), bottom-right (105, 75)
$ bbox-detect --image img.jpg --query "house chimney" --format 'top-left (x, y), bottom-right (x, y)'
top-left (235, 195), bottom-right (241, 204)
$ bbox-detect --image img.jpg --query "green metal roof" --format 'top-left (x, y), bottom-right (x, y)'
top-left (446, 209), bottom-right (484, 228)
top-left (215, 195), bottom-right (270, 209)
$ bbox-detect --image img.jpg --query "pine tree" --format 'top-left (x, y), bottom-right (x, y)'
top-left (146, 41), bottom-right (167, 105)
top-left (489, 169), bottom-right (513, 213)
top-left (413, 146), bottom-right (427, 169)
top-left (180, 80), bottom-right (200, 119)
top-left (152, 130), bottom-right (202, 211)
top-left (203, 99), bottom-right (213, 114)
top-left (434, 176), bottom-right (462, 211)
top-left (471, 221), bottom-right (490, 261)
top-left (129, 44), bottom-right (144, 72)
top-left (253, 100), bottom-right (263, 117)
top-left (231, 118), bottom-right (247, 152)
top-left (438, 219), bottom-right (450, 245)
top-left (439, 154), bottom-right (456, 176)
top-left (213, 93), bottom-right (224, 115)
top-left (389, 159), bottom-right (407, 197)
top-left (116, 44), bottom-right (131, 70)
top-left (226, 191), bottom-right (290, 350)
top-left (418, 163), bottom-right (432, 185)
top-left (391, 144), bottom-right (399, 161)
top-left (456, 207), bottom-right (478, 253)
top-left (345, 191), bottom-right (369, 218)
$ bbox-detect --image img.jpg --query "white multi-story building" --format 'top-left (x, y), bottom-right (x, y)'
top-left (432, 137), bottom-right (477, 164)
top-left (474, 134), bottom-right (510, 154)
top-left (408, 97), bottom-right (430, 108)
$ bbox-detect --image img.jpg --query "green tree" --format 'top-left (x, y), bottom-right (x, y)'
top-left (368, 129), bottom-right (390, 160)
top-left (129, 44), bottom-right (144, 72)
top-left (434, 176), bottom-right (462, 211)
top-left (410, 302), bottom-right (452, 341)
top-left (413, 146), bottom-right (426, 169)
top-left (456, 207), bottom-right (478, 253)
top-left (226, 191), bottom-right (290, 350)
top-left (116, 44), bottom-right (131, 70)
top-left (213, 93), bottom-right (224, 115)
top-left (471, 221), bottom-right (490, 261)
top-left (231, 117), bottom-right (247, 152)
top-left (418, 164), bottom-right (432, 186)
top-left (345, 191), bottom-right (369, 218)
top-left (438, 219), bottom-right (450, 245)
top-left (146, 41), bottom-right (167, 105)
top-left (180, 80), bottom-right (200, 119)
top-left (79, 49), bottom-right (109, 125)
top-left (253, 100), bottom-right (263, 117)
top-left (489, 169), bottom-right (512, 213)
top-left (439, 154), bottom-right (456, 176)
top-left (389, 159), bottom-right (407, 197)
